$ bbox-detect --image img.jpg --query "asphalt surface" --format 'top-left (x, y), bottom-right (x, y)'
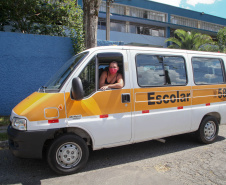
top-left (0, 125), bottom-right (226, 185)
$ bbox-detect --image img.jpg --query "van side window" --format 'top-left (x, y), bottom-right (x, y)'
top-left (79, 57), bottom-right (96, 97)
top-left (136, 54), bottom-right (187, 86)
top-left (192, 58), bottom-right (224, 85)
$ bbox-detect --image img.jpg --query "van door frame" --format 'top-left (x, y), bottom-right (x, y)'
top-left (64, 49), bottom-right (133, 149)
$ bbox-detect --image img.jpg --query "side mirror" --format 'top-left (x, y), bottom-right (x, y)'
top-left (71, 77), bottom-right (84, 100)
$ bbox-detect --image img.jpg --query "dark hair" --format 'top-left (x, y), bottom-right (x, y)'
top-left (109, 61), bottom-right (118, 67)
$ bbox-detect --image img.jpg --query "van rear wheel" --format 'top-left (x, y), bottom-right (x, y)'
top-left (196, 116), bottom-right (219, 144)
top-left (47, 134), bottom-right (89, 175)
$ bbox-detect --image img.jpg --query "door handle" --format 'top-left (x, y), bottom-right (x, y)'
top-left (122, 93), bottom-right (130, 103)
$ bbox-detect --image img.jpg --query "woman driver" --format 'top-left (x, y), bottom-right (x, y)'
top-left (99, 61), bottom-right (124, 90)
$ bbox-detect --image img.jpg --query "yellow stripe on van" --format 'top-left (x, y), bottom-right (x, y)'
top-left (192, 84), bottom-right (226, 105)
top-left (13, 84), bottom-right (226, 122)
top-left (134, 85), bottom-right (226, 111)
top-left (65, 89), bottom-right (132, 117)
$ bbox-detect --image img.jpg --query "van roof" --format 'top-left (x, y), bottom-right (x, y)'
top-left (85, 45), bottom-right (226, 57)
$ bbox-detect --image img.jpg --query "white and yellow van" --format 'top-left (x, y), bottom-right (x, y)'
top-left (8, 46), bottom-right (226, 174)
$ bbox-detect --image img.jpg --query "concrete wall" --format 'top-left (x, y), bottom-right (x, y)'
top-left (0, 32), bottom-right (124, 116)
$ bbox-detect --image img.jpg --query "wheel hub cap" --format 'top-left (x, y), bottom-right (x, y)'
top-left (204, 121), bottom-right (216, 140)
top-left (56, 142), bottom-right (82, 168)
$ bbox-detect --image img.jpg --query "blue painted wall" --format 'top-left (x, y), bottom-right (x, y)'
top-left (0, 32), bottom-right (74, 115)
top-left (98, 30), bottom-right (167, 47)
top-left (0, 32), bottom-right (124, 116)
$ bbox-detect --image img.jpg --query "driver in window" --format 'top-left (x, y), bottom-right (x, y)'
top-left (99, 61), bottom-right (124, 90)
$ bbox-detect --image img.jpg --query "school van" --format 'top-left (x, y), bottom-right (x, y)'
top-left (8, 46), bottom-right (226, 175)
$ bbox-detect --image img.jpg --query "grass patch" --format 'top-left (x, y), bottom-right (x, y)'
top-left (0, 116), bottom-right (10, 126)
top-left (0, 133), bottom-right (8, 141)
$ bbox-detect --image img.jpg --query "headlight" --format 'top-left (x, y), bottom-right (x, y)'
top-left (12, 118), bottom-right (27, 131)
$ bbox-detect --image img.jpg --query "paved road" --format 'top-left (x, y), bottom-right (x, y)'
top-left (0, 125), bottom-right (226, 185)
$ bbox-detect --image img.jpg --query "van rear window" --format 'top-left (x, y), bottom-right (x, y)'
top-left (136, 54), bottom-right (187, 87)
top-left (192, 58), bottom-right (225, 85)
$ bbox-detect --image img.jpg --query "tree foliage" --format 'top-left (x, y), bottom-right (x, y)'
top-left (0, 0), bottom-right (84, 53)
top-left (217, 27), bottom-right (226, 53)
top-left (62, 0), bottom-right (85, 53)
top-left (198, 44), bottom-right (220, 52)
top-left (166, 29), bottom-right (214, 51)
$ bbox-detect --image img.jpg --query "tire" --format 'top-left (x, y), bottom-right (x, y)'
top-left (196, 116), bottom-right (219, 144)
top-left (47, 134), bottom-right (89, 175)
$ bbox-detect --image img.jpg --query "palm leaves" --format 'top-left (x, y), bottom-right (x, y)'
top-left (165, 29), bottom-right (214, 50)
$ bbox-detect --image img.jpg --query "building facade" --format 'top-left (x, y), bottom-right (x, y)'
top-left (80, 0), bottom-right (226, 48)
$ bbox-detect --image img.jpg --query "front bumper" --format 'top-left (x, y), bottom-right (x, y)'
top-left (7, 125), bottom-right (58, 159)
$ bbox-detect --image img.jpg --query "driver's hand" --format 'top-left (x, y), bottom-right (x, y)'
top-left (100, 85), bottom-right (109, 90)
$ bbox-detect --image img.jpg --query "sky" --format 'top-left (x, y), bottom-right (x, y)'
top-left (149, 0), bottom-right (226, 19)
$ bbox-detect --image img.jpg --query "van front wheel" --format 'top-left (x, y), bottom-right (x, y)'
top-left (197, 116), bottom-right (219, 144)
top-left (47, 134), bottom-right (89, 175)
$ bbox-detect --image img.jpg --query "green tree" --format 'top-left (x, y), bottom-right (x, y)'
top-left (217, 27), bottom-right (226, 53)
top-left (165, 29), bottom-right (214, 50)
top-left (0, 0), bottom-right (84, 53)
top-left (60, 0), bottom-right (85, 53)
top-left (198, 45), bottom-right (219, 52)
top-left (0, 0), bottom-right (38, 33)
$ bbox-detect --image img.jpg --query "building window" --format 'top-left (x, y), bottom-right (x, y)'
top-left (99, 1), bottom-right (125, 15)
top-left (147, 11), bottom-right (166, 22)
top-left (200, 22), bottom-right (223, 32)
top-left (130, 7), bottom-right (144, 18)
top-left (129, 7), bottom-right (166, 22)
top-left (98, 19), bottom-right (106, 30)
top-left (171, 15), bottom-right (198, 28)
top-left (129, 23), bottom-right (165, 37)
top-left (152, 29), bottom-right (159, 37)
top-left (111, 3), bottom-right (125, 15)
top-left (159, 30), bottom-right (165, 37)
top-left (99, 2), bottom-right (106, 12)
top-left (98, 19), bottom-right (165, 37)
top-left (171, 15), bottom-right (224, 32)
top-left (100, 2), bottom-right (166, 22)
top-left (129, 24), bottom-right (136, 34)
top-left (111, 22), bottom-right (126, 32)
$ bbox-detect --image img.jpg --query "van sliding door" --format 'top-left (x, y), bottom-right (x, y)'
top-left (130, 50), bottom-right (192, 142)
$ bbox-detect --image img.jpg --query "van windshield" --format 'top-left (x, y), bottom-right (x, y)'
top-left (40, 52), bottom-right (89, 92)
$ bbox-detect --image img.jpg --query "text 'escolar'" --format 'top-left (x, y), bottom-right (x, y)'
top-left (148, 91), bottom-right (191, 105)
